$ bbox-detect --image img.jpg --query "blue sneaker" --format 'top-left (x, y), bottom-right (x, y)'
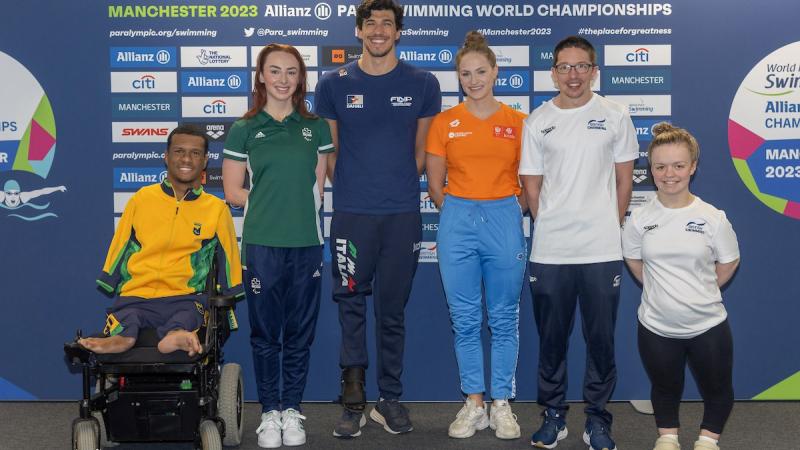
top-left (583, 419), bottom-right (617, 450)
top-left (531, 408), bottom-right (568, 448)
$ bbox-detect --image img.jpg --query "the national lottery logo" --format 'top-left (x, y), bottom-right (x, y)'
top-left (587, 119), bottom-right (607, 130)
top-left (180, 47), bottom-right (247, 68)
top-left (197, 49), bottom-right (231, 66)
top-left (346, 95), bottom-right (363, 109)
top-left (302, 127), bottom-right (312, 141)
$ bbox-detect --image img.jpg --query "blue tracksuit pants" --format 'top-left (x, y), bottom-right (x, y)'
top-left (437, 195), bottom-right (526, 399)
top-left (530, 261), bottom-right (622, 426)
top-left (245, 244), bottom-right (323, 412)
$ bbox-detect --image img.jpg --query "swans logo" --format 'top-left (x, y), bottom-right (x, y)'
top-left (0, 51), bottom-right (63, 221)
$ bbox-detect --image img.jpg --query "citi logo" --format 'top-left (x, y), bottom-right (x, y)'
top-left (204, 99), bottom-right (227, 114)
top-left (121, 127), bottom-right (169, 136)
top-left (390, 96), bottom-right (412, 107)
top-left (132, 75), bottom-right (156, 89)
top-left (626, 48), bottom-right (650, 63)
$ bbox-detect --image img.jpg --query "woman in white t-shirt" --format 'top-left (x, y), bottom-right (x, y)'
top-left (622, 123), bottom-right (740, 450)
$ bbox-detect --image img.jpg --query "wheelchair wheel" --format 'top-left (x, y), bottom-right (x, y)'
top-left (72, 419), bottom-right (98, 450)
top-left (199, 420), bottom-right (222, 450)
top-left (92, 411), bottom-right (116, 448)
top-left (218, 363), bottom-right (244, 446)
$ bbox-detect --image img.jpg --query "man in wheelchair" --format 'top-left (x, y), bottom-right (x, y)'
top-left (65, 124), bottom-right (245, 449)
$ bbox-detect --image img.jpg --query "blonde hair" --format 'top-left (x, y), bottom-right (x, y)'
top-left (455, 31), bottom-right (496, 70)
top-left (647, 122), bottom-right (700, 163)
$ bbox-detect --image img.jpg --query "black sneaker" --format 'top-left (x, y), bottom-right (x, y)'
top-left (369, 398), bottom-right (413, 434)
top-left (333, 408), bottom-right (366, 438)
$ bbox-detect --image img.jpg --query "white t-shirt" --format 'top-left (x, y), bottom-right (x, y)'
top-left (622, 196), bottom-right (740, 338)
top-left (519, 93), bottom-right (639, 264)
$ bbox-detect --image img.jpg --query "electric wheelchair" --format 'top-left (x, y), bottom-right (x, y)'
top-left (64, 251), bottom-right (245, 450)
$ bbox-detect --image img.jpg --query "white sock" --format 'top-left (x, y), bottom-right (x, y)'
top-left (493, 399), bottom-right (508, 407)
top-left (660, 433), bottom-right (679, 440)
top-left (698, 435), bottom-right (719, 444)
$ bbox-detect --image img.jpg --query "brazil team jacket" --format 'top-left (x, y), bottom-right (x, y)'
top-left (97, 181), bottom-right (244, 300)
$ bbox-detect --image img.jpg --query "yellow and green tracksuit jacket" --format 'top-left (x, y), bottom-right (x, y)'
top-left (97, 181), bottom-right (244, 300)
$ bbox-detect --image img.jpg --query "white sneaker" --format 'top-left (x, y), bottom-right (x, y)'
top-left (256, 410), bottom-right (282, 448)
top-left (281, 408), bottom-right (307, 446)
top-left (448, 398), bottom-right (489, 438)
top-left (489, 399), bottom-right (521, 439)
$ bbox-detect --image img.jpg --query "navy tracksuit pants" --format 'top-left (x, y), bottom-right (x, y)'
top-left (331, 211), bottom-right (421, 400)
top-left (530, 261), bottom-right (622, 426)
top-left (245, 244), bottom-right (323, 412)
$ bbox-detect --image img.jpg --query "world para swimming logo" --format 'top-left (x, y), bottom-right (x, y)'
top-left (0, 51), bottom-right (64, 221)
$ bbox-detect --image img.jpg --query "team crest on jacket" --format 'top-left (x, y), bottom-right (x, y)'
top-left (302, 127), bottom-right (312, 141)
top-left (193, 222), bottom-right (202, 236)
top-left (493, 126), bottom-right (517, 139)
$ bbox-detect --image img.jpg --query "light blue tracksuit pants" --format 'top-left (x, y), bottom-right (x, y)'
top-left (436, 195), bottom-right (526, 399)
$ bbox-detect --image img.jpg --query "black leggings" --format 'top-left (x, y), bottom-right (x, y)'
top-left (637, 320), bottom-right (734, 434)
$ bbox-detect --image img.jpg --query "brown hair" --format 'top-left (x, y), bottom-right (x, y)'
top-left (455, 31), bottom-right (496, 70)
top-left (647, 122), bottom-right (700, 163)
top-left (243, 44), bottom-right (315, 120)
top-left (553, 35), bottom-right (597, 65)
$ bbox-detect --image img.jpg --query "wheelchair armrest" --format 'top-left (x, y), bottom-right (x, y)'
top-left (208, 293), bottom-right (240, 308)
top-left (64, 341), bottom-right (92, 364)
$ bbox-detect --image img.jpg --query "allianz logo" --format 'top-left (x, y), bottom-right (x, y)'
top-left (399, 49), bottom-right (453, 64)
top-left (187, 75), bottom-right (242, 89)
top-left (116, 50), bottom-right (171, 64)
top-left (119, 171), bottom-right (168, 183)
top-left (495, 74), bottom-right (524, 88)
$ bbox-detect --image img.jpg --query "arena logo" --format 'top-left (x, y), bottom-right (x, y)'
top-left (604, 45), bottom-right (672, 66)
top-left (111, 72), bottom-right (177, 93)
top-left (110, 47), bottom-right (176, 68)
top-left (112, 122), bottom-right (178, 143)
top-left (188, 122), bottom-right (231, 141)
top-left (397, 46), bottom-right (457, 68)
top-left (180, 47), bottom-right (247, 68)
top-left (0, 51), bottom-right (63, 221)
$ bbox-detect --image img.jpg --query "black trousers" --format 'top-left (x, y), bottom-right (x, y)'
top-left (637, 320), bottom-right (734, 434)
top-left (331, 211), bottom-right (421, 400)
